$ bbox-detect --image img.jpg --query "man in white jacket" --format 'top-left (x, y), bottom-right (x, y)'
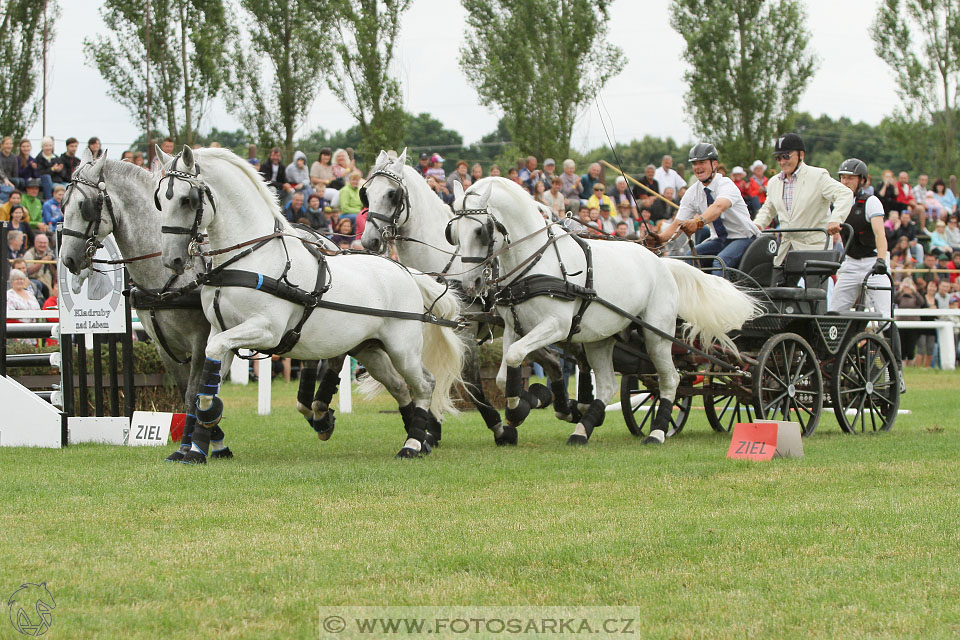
top-left (754, 133), bottom-right (853, 266)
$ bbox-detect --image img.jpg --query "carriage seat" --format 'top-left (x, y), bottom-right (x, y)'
top-left (763, 286), bottom-right (827, 302)
top-left (781, 250), bottom-right (841, 279)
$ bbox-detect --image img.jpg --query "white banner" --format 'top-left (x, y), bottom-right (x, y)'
top-left (58, 234), bottom-right (127, 335)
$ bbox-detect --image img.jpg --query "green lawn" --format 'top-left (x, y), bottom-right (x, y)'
top-left (1, 368), bottom-right (958, 638)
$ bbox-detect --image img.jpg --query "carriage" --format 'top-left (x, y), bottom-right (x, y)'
top-left (617, 227), bottom-right (901, 438)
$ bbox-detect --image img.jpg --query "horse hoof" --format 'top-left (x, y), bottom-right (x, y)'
top-left (164, 449), bottom-right (185, 462)
top-left (210, 447), bottom-right (234, 459)
top-left (641, 431), bottom-right (666, 445)
top-left (313, 410), bottom-right (336, 441)
top-left (494, 425), bottom-right (518, 446)
top-left (395, 446), bottom-right (428, 459)
top-left (178, 451), bottom-right (208, 465)
top-left (566, 434), bottom-right (589, 446)
top-left (424, 431), bottom-right (440, 449)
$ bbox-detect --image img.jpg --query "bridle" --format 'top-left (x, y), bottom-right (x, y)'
top-left (60, 162), bottom-right (120, 259)
top-left (154, 152), bottom-right (216, 247)
top-left (359, 168), bottom-right (408, 245)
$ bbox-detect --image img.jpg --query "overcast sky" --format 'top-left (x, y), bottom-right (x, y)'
top-left (30, 0), bottom-right (901, 156)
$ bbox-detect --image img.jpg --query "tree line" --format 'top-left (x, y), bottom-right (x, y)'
top-left (2, 0), bottom-right (957, 179)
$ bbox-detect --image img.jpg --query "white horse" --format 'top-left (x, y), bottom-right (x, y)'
top-left (58, 151), bottom-right (237, 461)
top-left (448, 177), bottom-right (759, 445)
top-left (154, 145), bottom-right (464, 461)
top-left (358, 149), bottom-right (572, 445)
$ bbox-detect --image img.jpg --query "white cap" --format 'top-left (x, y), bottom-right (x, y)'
top-left (731, 166), bottom-right (745, 176)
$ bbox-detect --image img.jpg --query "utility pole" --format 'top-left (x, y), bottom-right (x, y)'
top-left (145, 0), bottom-right (152, 164)
top-left (42, 0), bottom-right (48, 136)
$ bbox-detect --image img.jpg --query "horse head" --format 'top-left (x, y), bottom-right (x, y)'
top-left (359, 148), bottom-right (409, 253)
top-left (59, 150), bottom-right (112, 274)
top-left (155, 144), bottom-right (210, 275)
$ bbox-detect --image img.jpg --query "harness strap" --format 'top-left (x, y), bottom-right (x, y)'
top-left (148, 309), bottom-right (191, 365)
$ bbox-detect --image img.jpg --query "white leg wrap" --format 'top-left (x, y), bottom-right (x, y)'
top-left (506, 397), bottom-right (520, 410)
top-left (402, 438), bottom-right (421, 452)
top-left (648, 430), bottom-right (665, 443)
top-left (573, 424), bottom-right (588, 438)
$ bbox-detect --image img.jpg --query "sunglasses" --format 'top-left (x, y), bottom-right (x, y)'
top-left (774, 153), bottom-right (793, 161)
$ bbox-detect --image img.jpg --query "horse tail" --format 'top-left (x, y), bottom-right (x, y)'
top-left (662, 258), bottom-right (761, 353)
top-left (411, 273), bottom-right (466, 419)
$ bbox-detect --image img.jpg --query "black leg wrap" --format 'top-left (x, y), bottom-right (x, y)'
top-left (181, 425), bottom-right (210, 464)
top-left (180, 413), bottom-right (197, 447)
top-left (567, 398), bottom-right (606, 445)
top-left (198, 357), bottom-right (222, 397)
top-left (577, 370), bottom-right (594, 404)
top-left (505, 365), bottom-right (523, 398)
top-left (196, 395), bottom-right (224, 427)
top-left (425, 411), bottom-right (441, 445)
top-left (399, 401), bottom-right (416, 434)
top-left (312, 409), bottom-right (336, 440)
top-left (566, 399), bottom-right (583, 423)
top-left (525, 383), bottom-right (553, 409)
top-left (406, 407), bottom-right (430, 444)
top-left (465, 376), bottom-right (502, 429)
top-left (550, 380), bottom-right (569, 409)
top-left (297, 361), bottom-right (319, 407)
top-left (314, 364), bottom-right (341, 406)
top-left (641, 398), bottom-right (673, 445)
top-left (495, 424), bottom-right (518, 446)
top-left (505, 395), bottom-right (531, 427)
top-left (210, 425), bottom-right (225, 441)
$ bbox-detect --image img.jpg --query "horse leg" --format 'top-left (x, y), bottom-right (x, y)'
top-left (209, 353), bottom-right (234, 458)
top-left (501, 318), bottom-right (567, 434)
top-left (312, 355), bottom-right (346, 441)
top-left (527, 346), bottom-right (560, 413)
top-left (640, 318), bottom-right (680, 445)
top-left (161, 337), bottom-right (197, 462)
top-left (568, 339), bottom-right (616, 445)
top-left (297, 359), bottom-right (320, 426)
top-left (183, 318), bottom-right (278, 465)
top-left (575, 348), bottom-right (594, 417)
top-left (462, 340), bottom-right (506, 445)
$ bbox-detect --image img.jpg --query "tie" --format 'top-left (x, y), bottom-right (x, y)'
top-left (703, 186), bottom-right (728, 242)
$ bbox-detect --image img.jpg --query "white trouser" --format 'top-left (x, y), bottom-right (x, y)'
top-left (828, 255), bottom-right (891, 315)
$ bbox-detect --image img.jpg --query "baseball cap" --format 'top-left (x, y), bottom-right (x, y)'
top-left (431, 153), bottom-right (444, 163)
top-left (544, 158), bottom-right (556, 167)
top-left (419, 151), bottom-right (430, 160)
top-left (26, 178), bottom-right (41, 188)
top-left (600, 203), bottom-right (611, 211)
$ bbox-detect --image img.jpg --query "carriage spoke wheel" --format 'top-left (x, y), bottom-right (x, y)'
top-left (752, 333), bottom-right (823, 437)
top-left (831, 332), bottom-right (900, 434)
top-left (703, 365), bottom-right (754, 433)
top-left (620, 375), bottom-right (691, 438)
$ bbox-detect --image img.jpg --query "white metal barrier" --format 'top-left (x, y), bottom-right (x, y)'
top-left (893, 308), bottom-right (959, 370)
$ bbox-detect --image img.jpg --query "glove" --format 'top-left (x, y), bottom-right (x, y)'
top-left (643, 230), bottom-right (661, 249)
top-left (872, 258), bottom-right (887, 275)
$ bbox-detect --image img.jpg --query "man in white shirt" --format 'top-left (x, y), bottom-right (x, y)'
top-left (653, 155), bottom-right (686, 196)
top-left (754, 133), bottom-right (853, 266)
top-left (656, 143), bottom-right (759, 276)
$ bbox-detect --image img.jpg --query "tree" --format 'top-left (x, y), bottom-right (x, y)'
top-left (224, 0), bottom-right (334, 159)
top-left (872, 0), bottom-right (960, 178)
top-left (671, 0), bottom-right (817, 167)
top-left (460, 0), bottom-right (624, 161)
top-left (326, 0), bottom-right (411, 166)
top-left (0, 1), bottom-right (59, 139)
top-left (84, 0), bottom-right (231, 145)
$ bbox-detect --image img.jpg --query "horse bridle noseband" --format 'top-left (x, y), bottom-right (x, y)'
top-left (154, 153), bottom-right (216, 246)
top-left (60, 164), bottom-right (119, 258)
top-left (359, 169), bottom-right (408, 243)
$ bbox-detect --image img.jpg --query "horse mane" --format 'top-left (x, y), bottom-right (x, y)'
top-left (101, 157), bottom-right (155, 183)
top-left (196, 147), bottom-right (288, 228)
top-left (476, 177), bottom-right (543, 223)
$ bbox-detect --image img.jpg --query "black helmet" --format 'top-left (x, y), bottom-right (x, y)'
top-left (773, 133), bottom-right (805, 154)
top-left (689, 142), bottom-right (718, 163)
top-left (838, 158), bottom-right (868, 180)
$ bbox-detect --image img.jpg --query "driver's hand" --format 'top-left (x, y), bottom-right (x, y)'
top-left (827, 222), bottom-right (842, 235)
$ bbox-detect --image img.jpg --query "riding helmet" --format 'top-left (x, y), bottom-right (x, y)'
top-left (773, 133), bottom-right (805, 154)
top-left (688, 142), bottom-right (719, 162)
top-left (838, 158), bottom-right (868, 180)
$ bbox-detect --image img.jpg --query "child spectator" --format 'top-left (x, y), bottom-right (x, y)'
top-left (286, 151), bottom-right (311, 199)
top-left (425, 154), bottom-right (445, 182)
top-left (338, 171), bottom-right (364, 219)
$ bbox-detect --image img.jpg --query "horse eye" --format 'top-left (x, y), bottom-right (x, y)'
top-left (180, 196), bottom-right (191, 206)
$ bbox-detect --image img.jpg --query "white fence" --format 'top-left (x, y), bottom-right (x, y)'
top-left (893, 308), bottom-right (959, 370)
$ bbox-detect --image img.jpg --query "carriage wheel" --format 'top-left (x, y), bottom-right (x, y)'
top-left (619, 375), bottom-right (691, 438)
top-left (830, 332), bottom-right (900, 434)
top-left (752, 333), bottom-right (823, 436)
top-left (703, 365), bottom-right (755, 433)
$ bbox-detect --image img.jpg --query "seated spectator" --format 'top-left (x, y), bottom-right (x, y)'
top-left (35, 136), bottom-right (63, 200)
top-left (890, 235), bottom-right (917, 270)
top-left (470, 163), bottom-right (483, 184)
top-left (120, 150), bottom-right (133, 162)
top-left (542, 158), bottom-right (557, 185)
top-left (22, 179), bottom-right (44, 227)
top-left (426, 174), bottom-right (454, 205)
top-left (0, 189), bottom-right (22, 222)
top-left (310, 147), bottom-right (333, 198)
top-left (7, 205), bottom-right (34, 250)
top-left (338, 171), bottom-right (364, 218)
top-left (11, 257), bottom-right (46, 302)
top-left (506, 167), bottom-right (520, 184)
top-left (286, 151), bottom-right (312, 199)
top-left (132, 152), bottom-right (145, 168)
top-left (876, 169), bottom-right (899, 214)
top-left (663, 186), bottom-right (678, 205)
top-left (17, 139), bottom-right (38, 186)
top-left (6, 269), bottom-right (41, 334)
top-left (559, 159), bottom-right (581, 215)
top-left (579, 162), bottom-right (602, 200)
top-left (446, 160), bottom-right (469, 191)
top-left (283, 191), bottom-right (307, 223)
top-left (0, 136), bottom-right (21, 199)
top-left (746, 160), bottom-right (767, 214)
top-left (303, 193), bottom-right (329, 232)
top-left (518, 156), bottom-right (541, 194)
top-left (330, 217), bottom-right (355, 249)
top-left (945, 214), bottom-right (960, 251)
top-left (932, 178), bottom-right (957, 216)
top-left (894, 211), bottom-right (923, 263)
top-left (415, 151), bottom-right (431, 177)
top-left (614, 200), bottom-right (634, 227)
top-left (540, 176), bottom-right (565, 219)
top-left (54, 138), bottom-right (81, 184)
top-left (609, 176), bottom-right (634, 210)
top-left (923, 190), bottom-right (946, 224)
top-left (42, 185), bottom-right (65, 228)
top-left (24, 233), bottom-right (56, 290)
top-left (87, 137), bottom-right (102, 159)
top-left (150, 137), bottom-right (174, 174)
top-left (938, 254), bottom-right (955, 284)
top-left (632, 165), bottom-right (659, 202)
top-left (489, 164), bottom-right (501, 177)
top-left (928, 220), bottom-right (953, 257)
top-left (259, 147), bottom-right (291, 199)
top-left (587, 183), bottom-right (613, 212)
top-left (951, 252), bottom-right (960, 282)
top-left (595, 203), bottom-right (616, 234)
top-left (425, 154), bottom-right (445, 182)
top-left (614, 221), bottom-right (631, 238)
top-left (730, 166), bottom-right (750, 204)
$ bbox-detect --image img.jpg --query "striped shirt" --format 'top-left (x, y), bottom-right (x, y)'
top-left (781, 167), bottom-right (800, 213)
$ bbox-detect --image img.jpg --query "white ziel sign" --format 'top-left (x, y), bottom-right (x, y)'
top-left (58, 234), bottom-right (127, 335)
top-left (127, 411), bottom-right (172, 447)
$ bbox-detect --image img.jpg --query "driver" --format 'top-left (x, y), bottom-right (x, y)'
top-left (828, 158), bottom-right (890, 314)
top-left (656, 143), bottom-right (758, 276)
top-left (753, 133), bottom-right (853, 267)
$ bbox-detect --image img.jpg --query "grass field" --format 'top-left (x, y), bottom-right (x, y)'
top-left (1, 368), bottom-right (959, 638)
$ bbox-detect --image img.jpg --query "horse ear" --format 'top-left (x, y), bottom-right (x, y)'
top-left (398, 147), bottom-right (408, 166)
top-left (376, 150), bottom-right (389, 168)
top-left (80, 147), bottom-right (93, 163)
top-left (155, 144), bottom-right (173, 167)
top-left (477, 181), bottom-right (493, 208)
top-left (90, 149), bottom-right (108, 175)
top-left (181, 145), bottom-right (195, 169)
top-left (452, 180), bottom-right (465, 210)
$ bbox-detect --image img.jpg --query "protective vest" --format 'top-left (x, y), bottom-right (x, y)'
top-left (844, 193), bottom-right (877, 260)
